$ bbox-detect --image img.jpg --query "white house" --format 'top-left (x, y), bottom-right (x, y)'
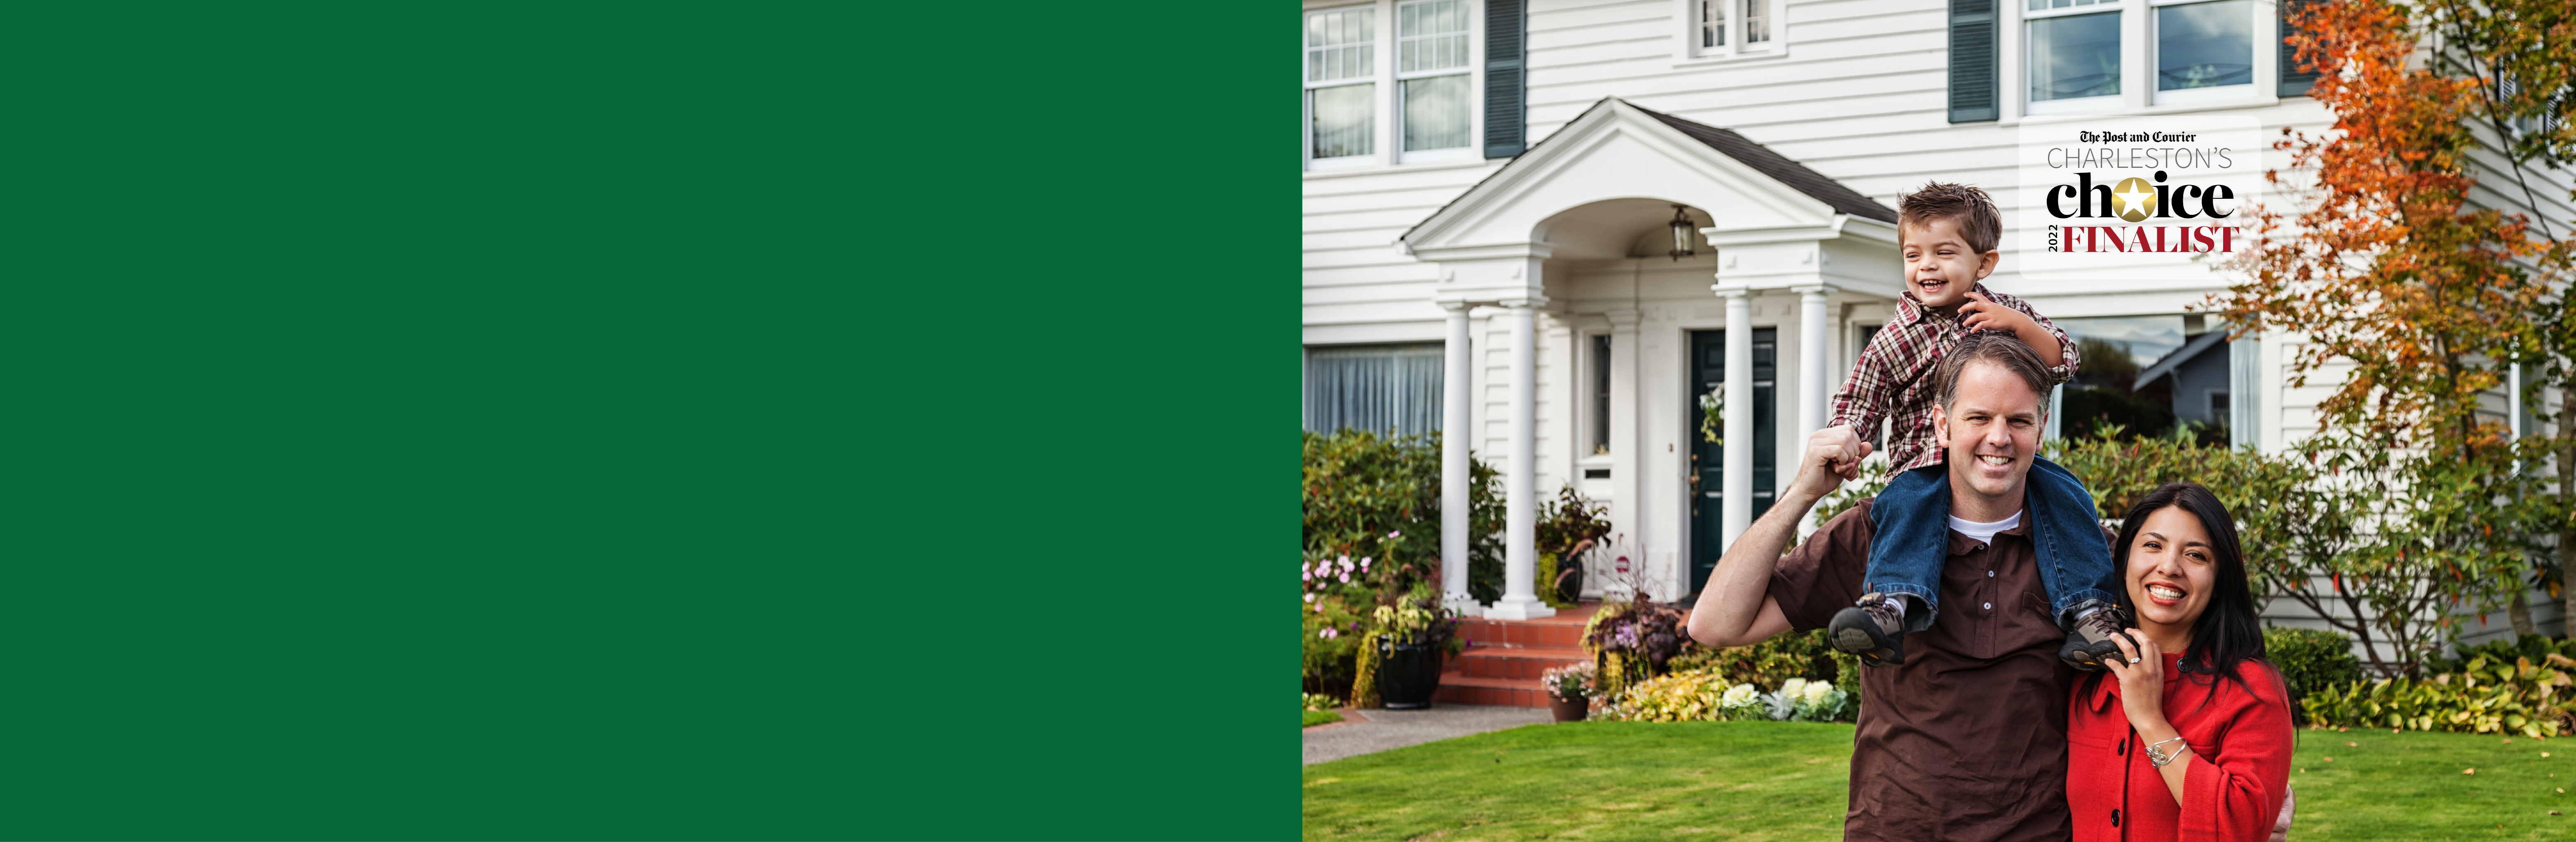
top-left (1300, 0), bottom-right (2571, 644)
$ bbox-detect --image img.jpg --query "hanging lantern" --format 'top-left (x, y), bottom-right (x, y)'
top-left (1667, 205), bottom-right (1697, 261)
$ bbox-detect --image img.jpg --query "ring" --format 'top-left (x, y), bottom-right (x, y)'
top-left (2129, 657), bottom-right (2141, 663)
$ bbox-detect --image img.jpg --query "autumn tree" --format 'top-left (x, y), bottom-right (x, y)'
top-left (2219, 0), bottom-right (2567, 672)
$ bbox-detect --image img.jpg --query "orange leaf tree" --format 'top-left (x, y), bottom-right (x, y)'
top-left (2220, 0), bottom-right (2568, 673)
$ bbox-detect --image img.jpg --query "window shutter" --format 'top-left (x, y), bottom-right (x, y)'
top-left (2278, 0), bottom-right (2318, 97)
top-left (1947, 0), bottom-right (1997, 122)
top-left (1484, 0), bottom-right (1526, 158)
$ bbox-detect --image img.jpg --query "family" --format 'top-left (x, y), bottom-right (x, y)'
top-left (1684, 184), bottom-right (2296, 842)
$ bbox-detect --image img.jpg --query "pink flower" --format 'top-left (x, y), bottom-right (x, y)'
top-left (1338, 572), bottom-right (1350, 583)
top-left (1388, 531), bottom-right (1401, 539)
top-left (1305, 593), bottom-right (1317, 603)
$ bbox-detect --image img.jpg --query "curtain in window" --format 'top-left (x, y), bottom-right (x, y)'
top-left (1403, 75), bottom-right (1470, 151)
top-left (1304, 343), bottom-right (1445, 437)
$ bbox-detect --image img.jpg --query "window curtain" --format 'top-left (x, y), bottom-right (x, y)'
top-left (1304, 343), bottom-right (1445, 437)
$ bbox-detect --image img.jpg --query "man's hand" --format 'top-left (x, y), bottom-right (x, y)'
top-left (1812, 425), bottom-right (1870, 481)
top-left (1792, 426), bottom-right (1873, 503)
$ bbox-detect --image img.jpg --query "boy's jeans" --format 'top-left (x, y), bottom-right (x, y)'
top-left (1861, 456), bottom-right (2118, 634)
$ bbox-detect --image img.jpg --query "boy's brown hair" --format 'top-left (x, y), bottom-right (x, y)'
top-left (1898, 181), bottom-right (2001, 254)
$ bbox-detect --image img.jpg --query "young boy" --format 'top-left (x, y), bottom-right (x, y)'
top-left (1820, 181), bottom-right (2130, 670)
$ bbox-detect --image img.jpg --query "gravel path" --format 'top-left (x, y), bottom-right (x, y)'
top-left (1304, 704), bottom-right (1557, 765)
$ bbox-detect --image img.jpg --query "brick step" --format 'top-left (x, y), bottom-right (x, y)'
top-left (1457, 603), bottom-right (1602, 649)
top-left (1433, 671), bottom-right (1553, 708)
top-left (1454, 644), bottom-right (1591, 680)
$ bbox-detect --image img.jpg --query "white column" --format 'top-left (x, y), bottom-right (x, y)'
top-left (1722, 290), bottom-right (1755, 550)
top-left (1795, 285), bottom-right (1830, 438)
top-left (1440, 301), bottom-right (1480, 616)
top-left (1488, 296), bottom-right (1555, 620)
top-left (1606, 308), bottom-right (1642, 581)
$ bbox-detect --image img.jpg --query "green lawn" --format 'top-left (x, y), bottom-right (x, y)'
top-left (1307, 709), bottom-right (1346, 728)
top-left (1304, 721), bottom-right (1853, 841)
top-left (1303, 721), bottom-right (2576, 840)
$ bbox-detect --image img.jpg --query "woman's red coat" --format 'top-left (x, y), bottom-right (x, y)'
top-left (2065, 651), bottom-right (2294, 842)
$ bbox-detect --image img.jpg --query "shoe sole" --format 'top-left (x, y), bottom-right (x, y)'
top-left (1833, 627), bottom-right (1879, 654)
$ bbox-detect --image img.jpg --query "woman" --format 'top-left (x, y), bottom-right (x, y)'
top-left (2066, 482), bottom-right (2294, 841)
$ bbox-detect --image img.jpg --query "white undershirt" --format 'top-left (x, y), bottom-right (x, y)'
top-left (1949, 509), bottom-right (2024, 546)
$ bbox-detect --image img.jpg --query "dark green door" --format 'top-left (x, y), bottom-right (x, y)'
top-left (1689, 328), bottom-right (1777, 594)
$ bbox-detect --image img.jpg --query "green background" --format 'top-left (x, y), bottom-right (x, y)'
top-left (0, 2), bottom-right (1287, 839)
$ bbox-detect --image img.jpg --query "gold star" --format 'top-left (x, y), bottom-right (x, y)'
top-left (2112, 182), bottom-right (2156, 219)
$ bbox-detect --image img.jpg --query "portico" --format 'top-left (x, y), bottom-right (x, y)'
top-left (1399, 98), bottom-right (1903, 615)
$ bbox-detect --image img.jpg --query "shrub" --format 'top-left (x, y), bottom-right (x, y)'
top-left (1595, 673), bottom-right (1855, 723)
top-left (2428, 634), bottom-right (2576, 675)
top-left (2301, 653), bottom-right (2576, 738)
top-left (1303, 693), bottom-right (1344, 711)
top-left (1302, 430), bottom-right (1505, 603)
top-left (2264, 627), bottom-right (2364, 722)
top-left (1665, 628), bottom-right (1860, 696)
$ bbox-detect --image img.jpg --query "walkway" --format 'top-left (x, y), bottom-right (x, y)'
top-left (1303, 703), bottom-right (1555, 765)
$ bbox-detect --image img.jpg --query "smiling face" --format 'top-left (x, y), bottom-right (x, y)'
top-left (1934, 360), bottom-right (2045, 513)
top-left (1898, 215), bottom-right (2000, 311)
top-left (2124, 504), bottom-right (2219, 644)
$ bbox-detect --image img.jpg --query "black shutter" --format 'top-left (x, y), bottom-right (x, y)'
top-left (1947, 0), bottom-right (1998, 122)
top-left (1485, 0), bottom-right (1526, 158)
top-left (2278, 0), bottom-right (2318, 96)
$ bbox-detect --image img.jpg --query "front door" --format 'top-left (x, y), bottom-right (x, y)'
top-left (1688, 328), bottom-right (1776, 594)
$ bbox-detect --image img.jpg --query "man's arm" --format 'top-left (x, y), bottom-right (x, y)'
top-left (1687, 428), bottom-right (1871, 648)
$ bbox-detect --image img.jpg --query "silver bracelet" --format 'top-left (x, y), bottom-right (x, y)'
top-left (2144, 736), bottom-right (2191, 769)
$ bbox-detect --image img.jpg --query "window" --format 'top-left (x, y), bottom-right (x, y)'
top-left (1398, 0), bottom-right (1471, 159)
top-left (2026, 8), bottom-right (2120, 113)
top-left (2156, 0), bottom-right (2253, 103)
top-left (2207, 389), bottom-right (2229, 416)
top-left (1304, 343), bottom-right (1445, 437)
top-left (1692, 0), bottom-right (1776, 58)
top-left (1591, 334), bottom-right (1612, 455)
top-left (1306, 7), bottom-right (1376, 167)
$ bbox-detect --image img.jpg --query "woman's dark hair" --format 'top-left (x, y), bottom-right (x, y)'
top-left (2111, 482), bottom-right (2266, 689)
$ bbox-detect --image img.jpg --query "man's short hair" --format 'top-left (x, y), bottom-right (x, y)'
top-left (1937, 331), bottom-right (2052, 415)
top-left (1899, 181), bottom-right (2001, 254)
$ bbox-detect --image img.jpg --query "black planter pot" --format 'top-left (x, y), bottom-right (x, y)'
top-left (1554, 562), bottom-right (1585, 605)
top-left (1377, 637), bottom-right (1444, 709)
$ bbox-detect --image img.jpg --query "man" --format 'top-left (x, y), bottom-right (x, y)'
top-left (1687, 331), bottom-right (2096, 841)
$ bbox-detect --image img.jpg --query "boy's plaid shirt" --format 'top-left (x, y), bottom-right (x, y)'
top-left (1828, 282), bottom-right (2079, 474)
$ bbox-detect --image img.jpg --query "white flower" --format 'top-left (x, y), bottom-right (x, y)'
top-left (1720, 683), bottom-right (1758, 707)
top-left (1801, 681), bottom-right (1836, 706)
top-left (1779, 678), bottom-right (1810, 698)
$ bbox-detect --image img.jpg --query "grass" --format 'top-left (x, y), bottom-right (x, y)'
top-left (1302, 720), bottom-right (2576, 840)
top-left (2290, 726), bottom-right (2571, 838)
top-left (1306, 709), bottom-right (1346, 728)
top-left (1303, 720), bottom-right (1853, 841)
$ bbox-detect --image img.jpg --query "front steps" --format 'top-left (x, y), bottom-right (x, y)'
top-left (1436, 602), bottom-right (1599, 708)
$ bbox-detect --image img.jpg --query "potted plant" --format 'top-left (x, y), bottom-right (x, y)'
top-left (1541, 662), bottom-right (1596, 722)
top-left (1372, 583), bottom-right (1458, 709)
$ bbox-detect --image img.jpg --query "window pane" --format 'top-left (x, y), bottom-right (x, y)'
top-left (1313, 84), bottom-right (1376, 159)
top-left (1703, 0), bottom-right (1725, 47)
top-left (1743, 0), bottom-right (1770, 43)
top-left (1397, 0), bottom-right (1469, 73)
top-left (1305, 343), bottom-right (1445, 437)
top-left (1593, 335), bottom-right (1612, 454)
top-left (1307, 8), bottom-right (1377, 82)
top-left (2158, 0), bottom-right (2253, 90)
top-left (1403, 75), bottom-right (1470, 151)
top-left (2029, 12), bottom-right (2121, 101)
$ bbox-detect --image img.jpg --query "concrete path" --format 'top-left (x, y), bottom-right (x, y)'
top-left (1304, 703), bottom-right (1557, 765)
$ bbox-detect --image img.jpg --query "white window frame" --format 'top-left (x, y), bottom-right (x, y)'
top-left (1305, 4), bottom-right (1382, 171)
top-left (1301, 0), bottom-right (1485, 174)
top-left (2147, 0), bottom-right (2258, 106)
top-left (1394, 0), bottom-right (1475, 164)
top-left (2023, 2), bottom-right (2125, 115)
top-left (1674, 0), bottom-right (1785, 64)
top-left (2001, 0), bottom-right (2280, 120)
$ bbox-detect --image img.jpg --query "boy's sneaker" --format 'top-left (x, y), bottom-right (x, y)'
top-left (1828, 593), bottom-right (1907, 667)
top-left (2058, 602), bottom-right (2136, 671)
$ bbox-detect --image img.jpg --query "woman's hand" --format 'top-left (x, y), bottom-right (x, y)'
top-left (2100, 628), bottom-right (2169, 734)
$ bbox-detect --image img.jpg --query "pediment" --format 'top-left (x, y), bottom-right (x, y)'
top-left (1403, 99), bottom-right (1896, 256)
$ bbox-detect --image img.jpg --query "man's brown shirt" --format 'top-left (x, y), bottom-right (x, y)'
top-left (1769, 498), bottom-right (2088, 842)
